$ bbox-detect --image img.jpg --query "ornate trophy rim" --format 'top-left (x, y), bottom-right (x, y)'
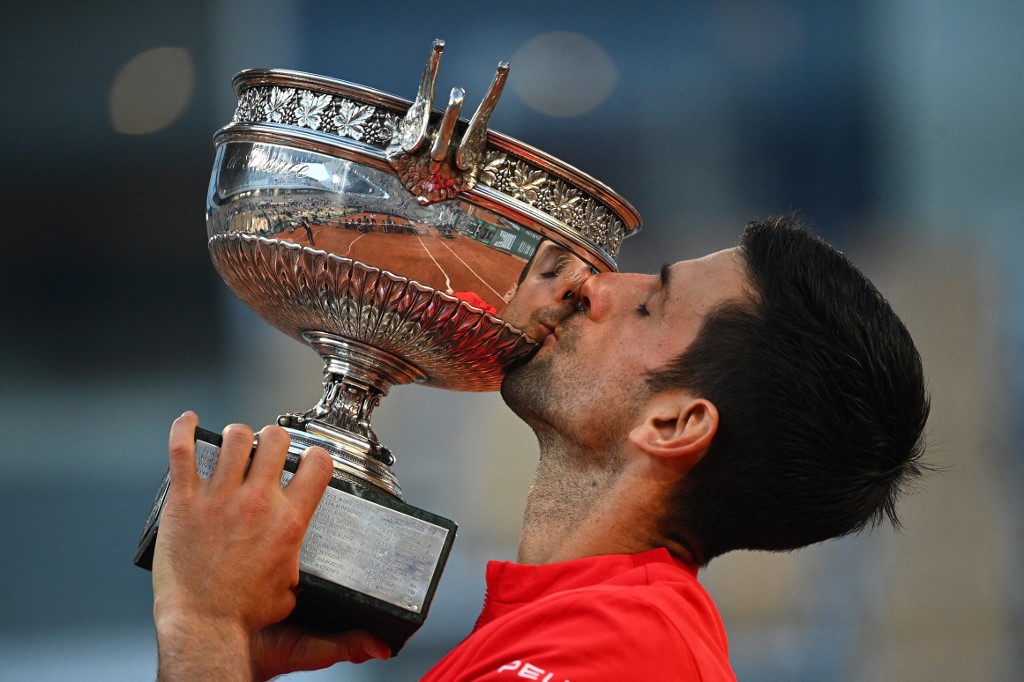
top-left (223, 61), bottom-right (641, 272)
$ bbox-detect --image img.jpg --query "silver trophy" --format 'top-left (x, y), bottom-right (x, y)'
top-left (135, 40), bottom-right (640, 653)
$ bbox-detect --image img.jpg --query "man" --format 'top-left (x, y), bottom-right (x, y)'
top-left (152, 216), bottom-right (929, 680)
top-left (500, 239), bottom-right (592, 342)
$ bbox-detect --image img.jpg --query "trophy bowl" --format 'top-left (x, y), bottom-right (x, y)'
top-left (136, 40), bottom-right (641, 653)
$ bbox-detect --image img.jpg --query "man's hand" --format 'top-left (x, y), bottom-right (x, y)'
top-left (251, 621), bottom-right (391, 680)
top-left (152, 411), bottom-right (390, 680)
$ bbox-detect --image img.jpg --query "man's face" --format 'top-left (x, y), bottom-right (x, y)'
top-left (501, 241), bottom-right (591, 342)
top-left (501, 248), bottom-right (750, 448)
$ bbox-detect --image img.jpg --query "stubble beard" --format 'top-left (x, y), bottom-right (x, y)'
top-left (500, 322), bottom-right (627, 469)
top-left (501, 312), bottom-right (577, 432)
top-left (500, 353), bottom-right (555, 433)
top-left (500, 323), bottom-right (639, 559)
top-left (504, 353), bottom-right (631, 559)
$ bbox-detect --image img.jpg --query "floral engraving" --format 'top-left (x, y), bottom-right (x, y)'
top-left (481, 153), bottom-right (512, 188)
top-left (363, 111), bottom-right (398, 146)
top-left (234, 89), bottom-right (262, 123)
top-left (576, 198), bottom-right (612, 246)
top-left (607, 223), bottom-right (626, 256)
top-left (230, 86), bottom-right (631, 260)
top-left (510, 162), bottom-right (546, 203)
top-left (542, 181), bottom-right (583, 223)
top-left (476, 149), bottom-right (626, 257)
top-left (264, 87), bottom-right (296, 123)
top-left (294, 91), bottom-right (333, 130)
top-left (332, 99), bottom-right (374, 140)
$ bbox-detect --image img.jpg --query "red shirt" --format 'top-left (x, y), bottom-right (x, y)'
top-left (421, 548), bottom-right (735, 681)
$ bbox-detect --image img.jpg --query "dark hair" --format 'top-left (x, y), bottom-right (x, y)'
top-left (647, 215), bottom-right (930, 564)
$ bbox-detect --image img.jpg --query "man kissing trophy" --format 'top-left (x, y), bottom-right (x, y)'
top-left (134, 40), bottom-right (641, 654)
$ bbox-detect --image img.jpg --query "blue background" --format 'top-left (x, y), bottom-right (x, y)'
top-left (2, 1), bottom-right (1022, 679)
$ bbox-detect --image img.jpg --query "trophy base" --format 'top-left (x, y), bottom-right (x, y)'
top-left (134, 426), bottom-right (457, 655)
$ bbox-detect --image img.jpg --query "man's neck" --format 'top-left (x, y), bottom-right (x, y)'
top-left (515, 442), bottom-right (661, 565)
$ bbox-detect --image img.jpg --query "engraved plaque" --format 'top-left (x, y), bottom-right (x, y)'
top-left (287, 472), bottom-right (450, 613)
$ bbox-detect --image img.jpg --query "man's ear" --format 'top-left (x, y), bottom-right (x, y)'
top-left (628, 394), bottom-right (719, 461)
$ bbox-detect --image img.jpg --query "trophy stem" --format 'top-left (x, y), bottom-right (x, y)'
top-left (278, 332), bottom-right (426, 498)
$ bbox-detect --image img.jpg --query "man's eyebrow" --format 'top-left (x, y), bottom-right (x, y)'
top-left (659, 263), bottom-right (672, 306)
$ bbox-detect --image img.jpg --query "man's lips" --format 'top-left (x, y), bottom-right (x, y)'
top-left (519, 307), bottom-right (580, 344)
top-left (520, 324), bottom-right (553, 346)
top-left (516, 323), bottom-right (555, 347)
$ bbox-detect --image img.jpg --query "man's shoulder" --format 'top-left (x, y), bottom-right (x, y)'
top-left (484, 549), bottom-right (728, 654)
top-left (520, 569), bottom-right (727, 649)
top-left (422, 562), bottom-right (735, 682)
top-left (552, 552), bottom-right (723, 624)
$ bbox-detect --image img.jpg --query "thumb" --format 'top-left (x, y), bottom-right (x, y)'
top-left (302, 630), bottom-right (393, 665)
top-left (253, 624), bottom-right (391, 679)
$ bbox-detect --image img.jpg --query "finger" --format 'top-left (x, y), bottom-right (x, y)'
top-left (167, 411), bottom-right (200, 497)
top-left (283, 447), bottom-right (334, 522)
top-left (342, 631), bottom-right (392, 663)
top-left (210, 423), bottom-right (255, 489)
top-left (299, 629), bottom-right (392, 665)
top-left (252, 625), bottom-right (391, 679)
top-left (246, 425), bottom-right (291, 486)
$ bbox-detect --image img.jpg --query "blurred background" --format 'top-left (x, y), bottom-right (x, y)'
top-left (2, 0), bottom-right (1021, 679)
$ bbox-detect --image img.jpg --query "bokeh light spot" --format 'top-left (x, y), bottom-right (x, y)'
top-left (510, 32), bottom-right (618, 118)
top-left (109, 47), bottom-right (194, 135)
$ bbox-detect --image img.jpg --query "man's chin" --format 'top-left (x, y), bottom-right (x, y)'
top-left (504, 330), bottom-right (553, 375)
top-left (504, 346), bottom-right (537, 376)
top-left (500, 353), bottom-right (552, 421)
